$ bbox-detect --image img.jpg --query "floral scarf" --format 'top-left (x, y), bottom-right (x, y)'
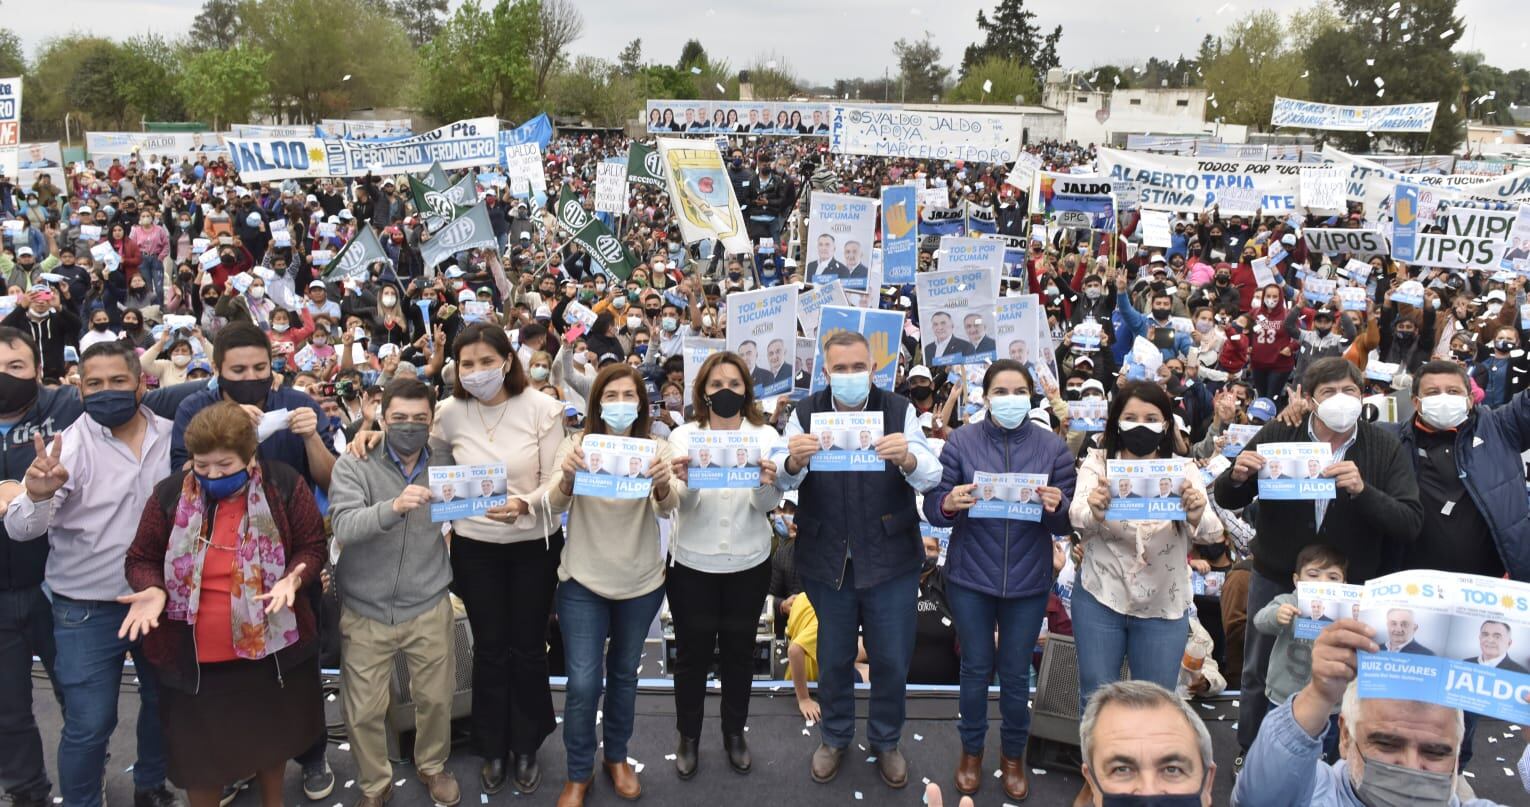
top-left (162, 461), bottom-right (298, 660)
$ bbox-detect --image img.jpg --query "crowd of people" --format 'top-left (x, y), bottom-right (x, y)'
top-left (0, 125), bottom-right (1527, 807)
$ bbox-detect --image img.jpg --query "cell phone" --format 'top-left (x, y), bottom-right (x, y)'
top-left (317, 382), bottom-right (335, 397)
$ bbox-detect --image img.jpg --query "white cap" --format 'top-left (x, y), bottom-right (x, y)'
top-left (326, 215), bottom-right (340, 225)
top-left (907, 365), bottom-right (933, 381)
top-left (15, 246), bottom-right (32, 257)
top-left (1081, 379), bottom-right (1105, 394)
top-left (338, 209), bottom-right (354, 220)
top-left (377, 343), bottom-right (399, 359)
top-left (1149, 253), bottom-right (1167, 265)
top-left (534, 305), bottom-right (552, 319)
top-left (445, 265), bottom-right (466, 278)
top-left (1487, 289), bottom-right (1508, 303)
top-left (305, 194), bottom-right (319, 204)
top-left (1281, 233), bottom-right (1297, 246)
top-left (457, 288), bottom-right (476, 303)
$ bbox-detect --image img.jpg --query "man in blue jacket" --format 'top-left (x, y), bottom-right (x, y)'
top-left (1115, 269), bottom-right (1191, 362)
top-left (1395, 359), bottom-right (1530, 771)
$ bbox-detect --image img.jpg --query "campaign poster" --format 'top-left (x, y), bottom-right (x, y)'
top-left (1105, 459), bottom-right (1188, 521)
top-left (922, 522), bottom-right (953, 566)
top-left (994, 293), bottom-right (1045, 371)
top-left (1256, 442), bottom-right (1336, 500)
top-left (686, 431), bottom-right (767, 489)
top-left (809, 412), bottom-right (883, 472)
top-left (804, 192), bottom-right (877, 291)
top-left (681, 336), bottom-right (725, 409)
top-left (725, 285), bottom-right (797, 400)
top-left (796, 280), bottom-right (848, 340)
top-left (938, 235), bottom-right (1006, 280)
top-left (1040, 173), bottom-right (1118, 231)
top-left (881, 184), bottom-right (919, 285)
top-left (1338, 286), bottom-right (1368, 312)
top-left (1303, 277), bottom-right (1337, 305)
top-left (1356, 571), bottom-right (1530, 723)
top-left (1223, 423), bottom-right (1262, 458)
top-left (657, 137), bottom-right (750, 253)
top-left (1071, 398), bottom-right (1107, 432)
top-left (1192, 571), bottom-right (1227, 597)
top-left (970, 471), bottom-right (1048, 522)
top-left (1071, 320), bottom-right (1104, 352)
top-left (1295, 581), bottom-right (1363, 640)
top-left (428, 464), bottom-right (508, 522)
top-left (1499, 205), bottom-right (1530, 273)
top-left (915, 267), bottom-right (998, 367)
top-left (15, 142), bottom-right (61, 187)
top-left (573, 435), bottom-right (657, 499)
top-left (810, 306), bottom-right (904, 395)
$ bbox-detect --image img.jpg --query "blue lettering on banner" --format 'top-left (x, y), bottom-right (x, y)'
top-left (688, 466), bottom-right (762, 489)
top-left (572, 471), bottom-right (653, 499)
top-left (1258, 478), bottom-right (1337, 500)
top-left (429, 494), bottom-right (508, 522)
top-left (1358, 652), bottom-right (1530, 723)
top-left (971, 500), bottom-right (1044, 522)
top-left (811, 449), bottom-right (881, 472)
top-left (1105, 496), bottom-right (1187, 521)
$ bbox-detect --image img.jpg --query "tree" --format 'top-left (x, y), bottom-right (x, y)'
top-left (531, 0), bottom-right (583, 102)
top-left (179, 46), bottom-right (271, 128)
top-left (0, 29), bottom-right (23, 77)
top-left (1200, 9), bottom-right (1310, 129)
top-left (960, 0), bottom-right (1061, 79)
top-left (617, 38), bottom-right (643, 77)
top-left (1303, 0), bottom-right (1464, 152)
top-left (893, 32), bottom-right (950, 103)
top-left (417, 0), bottom-right (538, 121)
top-left (677, 40), bottom-right (707, 72)
top-left (548, 56), bottom-right (640, 127)
top-left (735, 56), bottom-right (798, 100)
top-left (392, 0), bottom-right (448, 46)
top-left (241, 0), bottom-right (416, 122)
top-left (115, 35), bottom-right (187, 122)
top-left (189, 0), bottom-right (242, 49)
top-left (946, 55), bottom-right (1036, 104)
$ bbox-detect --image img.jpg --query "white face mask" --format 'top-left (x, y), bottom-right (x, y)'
top-left (171, 353), bottom-right (191, 368)
top-left (626, 315), bottom-right (642, 331)
top-left (381, 293), bottom-right (397, 307)
top-left (1417, 393), bottom-right (1470, 430)
top-left (701, 314), bottom-right (715, 329)
top-left (1316, 392), bottom-right (1363, 433)
top-left (248, 286), bottom-right (266, 300)
top-left (461, 365), bottom-right (506, 402)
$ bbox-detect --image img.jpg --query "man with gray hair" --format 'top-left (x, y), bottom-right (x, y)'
top-left (1078, 680), bottom-right (1216, 806)
top-left (1234, 619), bottom-right (1507, 806)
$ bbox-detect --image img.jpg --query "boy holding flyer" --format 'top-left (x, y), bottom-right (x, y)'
top-left (1252, 545), bottom-right (1350, 762)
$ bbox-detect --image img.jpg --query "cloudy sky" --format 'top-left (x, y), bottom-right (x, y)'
top-left (13, 0), bottom-right (1529, 86)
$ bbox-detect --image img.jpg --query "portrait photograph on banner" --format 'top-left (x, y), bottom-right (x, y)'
top-left (804, 192), bottom-right (877, 291)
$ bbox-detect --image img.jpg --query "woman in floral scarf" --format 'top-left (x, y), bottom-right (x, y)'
top-left (123, 401), bottom-right (327, 807)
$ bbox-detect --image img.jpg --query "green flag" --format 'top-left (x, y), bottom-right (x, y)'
top-left (626, 143), bottom-right (665, 188)
top-left (324, 225), bottom-right (390, 280)
top-left (410, 175), bottom-right (468, 233)
top-left (419, 160), bottom-right (450, 192)
top-left (555, 186), bottom-right (637, 280)
top-left (421, 202), bottom-right (498, 270)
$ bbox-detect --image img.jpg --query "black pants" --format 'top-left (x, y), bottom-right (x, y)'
top-left (666, 559), bottom-right (771, 738)
top-left (451, 533), bottom-right (563, 759)
top-left (0, 585), bottom-right (59, 801)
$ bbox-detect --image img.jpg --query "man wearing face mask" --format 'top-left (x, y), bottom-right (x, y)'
top-left (771, 331), bottom-right (942, 791)
top-left (328, 378), bottom-right (461, 807)
top-left (1116, 271), bottom-right (1191, 362)
top-left (1234, 620), bottom-right (1507, 807)
top-left (4, 341), bottom-right (182, 807)
top-left (1215, 357), bottom-right (1422, 761)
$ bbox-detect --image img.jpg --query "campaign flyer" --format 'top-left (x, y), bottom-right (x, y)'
top-left (1256, 442), bottom-right (1336, 500)
top-left (573, 435), bottom-right (658, 499)
top-left (1223, 423), bottom-right (1262, 458)
top-left (686, 430), bottom-right (767, 489)
top-left (970, 471), bottom-right (1048, 522)
top-left (1071, 398), bottom-right (1107, 432)
top-left (428, 463), bottom-right (508, 522)
top-left (1295, 581), bottom-right (1364, 640)
top-left (1105, 459), bottom-right (1188, 521)
top-left (809, 412), bottom-right (883, 472)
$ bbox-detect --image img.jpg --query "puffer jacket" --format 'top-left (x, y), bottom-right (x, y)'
top-left (923, 414), bottom-right (1076, 599)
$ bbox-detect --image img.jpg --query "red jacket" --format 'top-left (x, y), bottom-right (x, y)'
top-left (1229, 261), bottom-right (1259, 311)
top-left (1219, 326), bottom-right (1251, 373)
top-left (1249, 300), bottom-right (1296, 372)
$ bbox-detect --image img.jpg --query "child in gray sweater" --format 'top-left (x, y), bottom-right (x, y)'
top-left (1253, 543), bottom-right (1347, 761)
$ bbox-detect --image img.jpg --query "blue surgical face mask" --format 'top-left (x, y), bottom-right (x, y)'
top-left (829, 371), bottom-right (870, 407)
top-left (197, 468), bottom-right (250, 500)
top-left (988, 394), bottom-right (1032, 429)
top-left (600, 400), bottom-right (639, 433)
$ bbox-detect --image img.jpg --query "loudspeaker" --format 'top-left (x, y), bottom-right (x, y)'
top-left (383, 612), bottom-right (475, 760)
top-left (1028, 634), bottom-right (1129, 764)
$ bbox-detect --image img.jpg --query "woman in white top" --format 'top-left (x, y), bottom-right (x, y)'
top-left (664, 351), bottom-right (781, 779)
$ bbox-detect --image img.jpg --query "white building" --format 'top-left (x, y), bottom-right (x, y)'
top-left (1043, 70), bottom-right (1217, 146)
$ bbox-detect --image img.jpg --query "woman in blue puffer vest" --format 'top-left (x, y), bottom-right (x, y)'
top-left (922, 359), bottom-right (1076, 802)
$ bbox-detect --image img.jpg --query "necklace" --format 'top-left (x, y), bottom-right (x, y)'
top-left (476, 397), bottom-right (511, 442)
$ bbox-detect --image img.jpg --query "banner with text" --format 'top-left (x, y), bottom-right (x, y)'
top-left (1271, 96), bottom-right (1438, 133)
top-left (829, 105), bottom-right (1025, 165)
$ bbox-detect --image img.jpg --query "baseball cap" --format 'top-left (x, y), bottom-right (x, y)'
top-left (534, 305), bottom-right (552, 320)
top-left (1487, 289), bottom-right (1508, 303)
top-left (445, 265), bottom-right (466, 279)
top-left (1080, 379), bottom-right (1105, 395)
top-left (338, 209), bottom-right (354, 220)
top-left (308, 279), bottom-right (327, 290)
top-left (15, 246), bottom-right (32, 257)
top-left (457, 288), bottom-right (476, 303)
top-left (188, 359), bottom-right (213, 375)
top-left (1280, 233), bottom-right (1297, 246)
top-left (907, 365), bottom-right (933, 381)
top-left (305, 194), bottom-right (319, 205)
top-left (1249, 397), bottom-right (1278, 423)
top-left (1149, 254), bottom-right (1167, 265)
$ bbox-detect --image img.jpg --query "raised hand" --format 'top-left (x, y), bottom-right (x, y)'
top-left (24, 434), bottom-right (68, 502)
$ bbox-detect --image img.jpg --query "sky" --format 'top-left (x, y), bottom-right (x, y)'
top-left (12, 0), bottom-right (1530, 87)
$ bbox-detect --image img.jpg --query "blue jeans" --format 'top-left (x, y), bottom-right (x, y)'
top-left (800, 563), bottom-right (918, 751)
top-left (556, 579), bottom-right (663, 783)
top-left (1071, 584), bottom-right (1188, 715)
top-left (944, 581), bottom-right (1049, 758)
top-left (52, 596), bottom-right (167, 805)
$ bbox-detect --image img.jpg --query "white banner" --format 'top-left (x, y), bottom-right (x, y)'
top-left (503, 142), bottom-right (546, 194)
top-left (656, 137), bottom-right (751, 253)
top-left (87, 130), bottom-right (224, 162)
top-left (226, 118), bottom-right (499, 181)
top-left (230, 123), bottom-right (315, 138)
top-left (16, 142), bottom-right (61, 187)
top-left (594, 160), bottom-right (627, 215)
top-left (1302, 228), bottom-right (1390, 258)
top-left (1408, 232), bottom-right (1505, 271)
top-left (829, 105), bottom-right (1025, 164)
top-left (1322, 147), bottom-right (1530, 220)
top-left (1270, 96), bottom-right (1438, 133)
top-left (0, 77), bottom-right (18, 180)
top-left (1300, 165), bottom-right (1345, 213)
top-left (318, 118), bottom-right (413, 139)
top-left (1095, 147), bottom-right (1303, 214)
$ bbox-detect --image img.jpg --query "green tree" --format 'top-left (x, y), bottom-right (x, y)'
top-left (946, 55), bottom-right (1036, 104)
top-left (734, 56), bottom-right (798, 100)
top-left (1303, 0), bottom-right (1463, 152)
top-left (1200, 9), bottom-right (1310, 129)
top-left (893, 32), bottom-right (950, 103)
top-left (189, 0), bottom-right (242, 49)
top-left (617, 38), bottom-right (643, 77)
top-left (638, 64), bottom-right (695, 100)
top-left (241, 0), bottom-right (416, 122)
top-left (548, 56), bottom-right (640, 127)
top-left (115, 35), bottom-right (186, 122)
top-left (417, 0), bottom-right (538, 121)
top-left (677, 40), bottom-right (707, 72)
top-left (960, 0), bottom-right (1061, 79)
top-left (179, 46), bottom-right (271, 128)
top-left (0, 29), bottom-right (23, 77)
top-left (391, 0), bottom-right (448, 46)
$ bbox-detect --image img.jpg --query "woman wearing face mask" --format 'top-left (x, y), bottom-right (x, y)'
top-left (142, 329), bottom-right (215, 386)
top-left (117, 307), bottom-right (155, 350)
top-left (661, 352), bottom-right (781, 780)
top-left (527, 350), bottom-right (556, 395)
top-left (107, 222), bottom-right (143, 283)
top-left (79, 307), bottom-right (121, 353)
top-left (367, 284), bottom-right (414, 348)
top-left (1248, 283), bottom-right (1296, 400)
top-left (1067, 381), bottom-right (1222, 806)
top-left (215, 276), bottom-right (275, 330)
top-left (122, 402), bottom-right (326, 807)
top-left (266, 307), bottom-right (316, 352)
top-left (920, 360), bottom-right (1076, 801)
top-left (548, 364), bottom-right (679, 806)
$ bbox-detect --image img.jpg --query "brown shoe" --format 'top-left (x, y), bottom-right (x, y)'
top-left (1000, 754), bottom-right (1029, 801)
top-left (604, 759), bottom-right (642, 800)
top-left (418, 770), bottom-right (460, 807)
top-left (352, 784), bottom-right (391, 807)
top-left (555, 780), bottom-right (590, 807)
top-left (810, 743), bottom-right (846, 783)
top-left (1071, 778), bottom-right (1094, 807)
top-left (954, 750), bottom-right (983, 795)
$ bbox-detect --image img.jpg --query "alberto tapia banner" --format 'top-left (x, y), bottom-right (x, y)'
top-left (656, 137), bottom-right (750, 254)
top-left (1270, 96), bottom-right (1438, 133)
top-left (828, 105), bottom-right (1025, 165)
top-left (1095, 148), bottom-right (1304, 214)
top-left (226, 118), bottom-right (499, 181)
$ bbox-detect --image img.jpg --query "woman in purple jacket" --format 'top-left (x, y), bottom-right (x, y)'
top-left (922, 359), bottom-right (1077, 802)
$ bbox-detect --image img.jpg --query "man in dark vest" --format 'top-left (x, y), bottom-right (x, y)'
top-left (771, 330), bottom-right (941, 791)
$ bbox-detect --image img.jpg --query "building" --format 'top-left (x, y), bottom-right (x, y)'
top-left (1043, 69), bottom-right (1214, 147)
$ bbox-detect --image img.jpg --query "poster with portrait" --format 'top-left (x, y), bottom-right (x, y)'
top-left (1104, 459), bottom-right (1188, 521)
top-left (970, 471), bottom-right (1048, 522)
top-left (796, 280), bottom-right (848, 340)
top-left (805, 192), bottom-right (878, 291)
top-left (1356, 570), bottom-right (1530, 723)
top-left (915, 267), bottom-right (998, 367)
top-left (809, 412), bottom-right (883, 472)
top-left (428, 464), bottom-right (508, 522)
top-left (1223, 423), bottom-right (1262, 458)
top-left (686, 431), bottom-right (768, 489)
top-left (1256, 442), bottom-right (1336, 500)
top-left (1295, 581), bottom-right (1364, 640)
top-left (1071, 398), bottom-right (1107, 432)
top-left (993, 293), bottom-right (1046, 374)
top-left (573, 435), bottom-right (657, 499)
top-left (681, 336), bottom-right (725, 411)
top-left (792, 336), bottom-right (816, 400)
top-left (810, 306), bottom-right (903, 395)
top-left (725, 285), bottom-right (797, 400)
top-left (16, 142), bottom-right (62, 187)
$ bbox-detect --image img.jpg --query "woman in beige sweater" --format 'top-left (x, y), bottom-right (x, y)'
top-left (547, 363), bottom-right (679, 807)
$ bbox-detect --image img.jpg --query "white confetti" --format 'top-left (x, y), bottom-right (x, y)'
top-left (338, 743), bottom-right (351, 751)
top-left (328, 693), bottom-right (337, 702)
top-left (994, 769), bottom-right (1003, 778)
top-left (1376, 89), bottom-right (1385, 98)
top-left (1374, 77), bottom-right (1385, 88)
top-left (125, 765), bottom-right (134, 773)
top-left (628, 757), bottom-right (645, 774)
top-left (481, 795), bottom-right (489, 805)
top-left (1365, 58), bottom-right (1375, 66)
top-left (396, 779), bottom-right (406, 787)
top-left (806, 719), bottom-right (815, 727)
top-left (803, 728), bottom-right (811, 735)
top-left (867, 756), bottom-right (878, 763)
top-left (665, 754), bottom-right (677, 760)
top-left (1464, 771), bottom-right (1476, 778)
top-left (909, 7), bottom-right (922, 15)
top-left (1505, 767), bottom-right (1515, 776)
top-left (345, 780), bottom-right (355, 789)
top-left (1402, 33), bottom-right (1412, 42)
top-left (914, 733), bottom-right (924, 741)
top-left (855, 792), bottom-right (864, 800)
top-left (941, 617), bottom-right (952, 627)
top-left (1215, 3), bottom-right (1231, 14)
top-left (1440, 28), bottom-right (1455, 39)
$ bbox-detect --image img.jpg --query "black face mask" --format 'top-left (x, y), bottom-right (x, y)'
top-left (1118, 424), bottom-right (1164, 457)
top-left (92, 321), bottom-right (109, 332)
top-left (908, 385), bottom-right (934, 402)
top-left (1201, 543), bottom-right (1228, 561)
top-left (0, 371), bottom-right (38, 413)
top-left (1495, 339), bottom-right (1515, 352)
top-left (1064, 388), bottom-right (1082, 401)
top-left (706, 387), bottom-right (746, 419)
top-left (220, 254), bottom-right (236, 266)
top-left (1394, 330), bottom-right (1416, 345)
top-left (220, 375), bottom-right (272, 407)
top-left (1152, 308), bottom-right (1171, 322)
top-left (1454, 349), bottom-right (1475, 362)
top-left (1314, 325), bottom-right (1332, 336)
top-left (1215, 274), bottom-right (1230, 285)
top-left (921, 554), bottom-right (939, 575)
